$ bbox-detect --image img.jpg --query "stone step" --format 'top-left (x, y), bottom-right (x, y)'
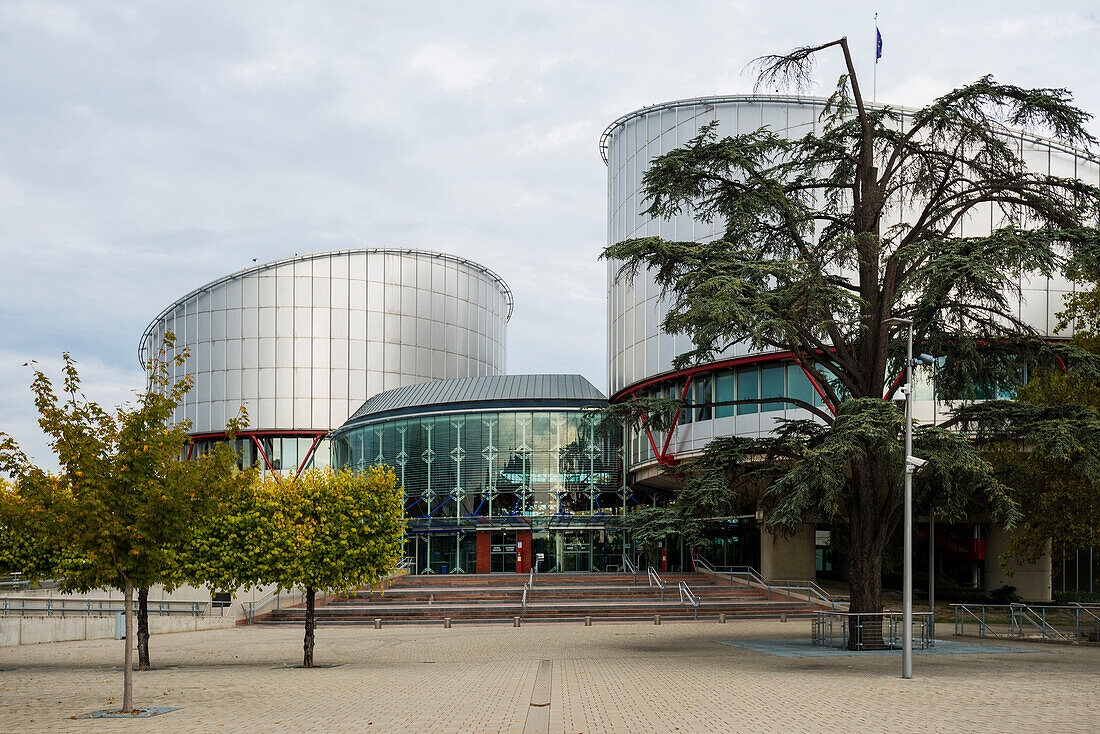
top-left (259, 604), bottom-right (817, 623)
top-left (343, 588), bottom-right (768, 602)
top-left (263, 600), bottom-right (815, 621)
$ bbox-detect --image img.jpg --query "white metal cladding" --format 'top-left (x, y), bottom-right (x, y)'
top-left (603, 95), bottom-right (1100, 466)
top-left (139, 249), bottom-right (512, 434)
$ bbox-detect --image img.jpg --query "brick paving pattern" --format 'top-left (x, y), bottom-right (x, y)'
top-left (2, 620), bottom-right (1097, 732)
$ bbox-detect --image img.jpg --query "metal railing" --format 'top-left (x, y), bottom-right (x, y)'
top-left (813, 610), bottom-right (934, 650)
top-left (952, 603), bottom-right (1100, 643)
top-left (0, 573), bottom-right (31, 592)
top-left (1, 596), bottom-right (216, 618)
top-left (648, 567), bottom-right (665, 601)
top-left (395, 556), bottom-right (415, 574)
top-left (528, 557), bottom-right (539, 589)
top-left (692, 557), bottom-right (838, 609)
top-left (678, 581), bottom-right (698, 620)
top-left (521, 582), bottom-right (530, 619)
top-left (244, 589), bottom-right (330, 624)
top-left (623, 555), bottom-right (637, 583)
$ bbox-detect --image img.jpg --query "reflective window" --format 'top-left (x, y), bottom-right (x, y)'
top-left (715, 372), bottom-right (736, 419)
top-left (737, 370), bottom-right (759, 414)
top-left (761, 366), bottom-right (784, 412)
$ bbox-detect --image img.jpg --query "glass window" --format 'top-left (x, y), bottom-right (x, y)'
top-left (786, 363), bottom-right (815, 408)
top-left (676, 384), bottom-right (691, 424)
top-left (737, 369), bottom-right (759, 414)
top-left (715, 371), bottom-right (736, 419)
top-left (761, 365), bottom-right (785, 412)
top-left (695, 376), bottom-right (712, 421)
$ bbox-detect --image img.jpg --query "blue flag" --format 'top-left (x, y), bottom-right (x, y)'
top-left (876, 28), bottom-right (883, 61)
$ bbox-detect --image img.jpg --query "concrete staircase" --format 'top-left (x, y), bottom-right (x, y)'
top-left (254, 572), bottom-right (825, 625)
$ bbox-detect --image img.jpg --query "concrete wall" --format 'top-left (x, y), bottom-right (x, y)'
top-left (985, 527), bottom-right (1052, 601)
top-left (759, 524), bottom-right (816, 580)
top-left (0, 615), bottom-right (235, 647)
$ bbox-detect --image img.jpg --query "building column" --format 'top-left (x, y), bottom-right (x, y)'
top-left (984, 526), bottom-right (1052, 601)
top-left (759, 524), bottom-right (816, 580)
top-left (517, 530), bottom-right (533, 573)
top-left (476, 532), bottom-right (491, 574)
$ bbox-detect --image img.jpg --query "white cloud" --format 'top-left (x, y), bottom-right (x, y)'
top-left (0, 0), bottom-right (1098, 461)
top-left (406, 43), bottom-right (498, 93)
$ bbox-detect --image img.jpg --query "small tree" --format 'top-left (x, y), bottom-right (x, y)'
top-left (0, 335), bottom-right (242, 710)
top-left (188, 465), bottom-right (405, 667)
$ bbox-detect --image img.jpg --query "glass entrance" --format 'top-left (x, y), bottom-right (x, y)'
top-left (562, 531), bottom-right (591, 571)
top-left (490, 531), bottom-right (518, 573)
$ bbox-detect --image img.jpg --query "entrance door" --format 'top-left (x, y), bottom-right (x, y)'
top-left (563, 531), bottom-right (591, 572)
top-left (490, 531), bottom-right (518, 573)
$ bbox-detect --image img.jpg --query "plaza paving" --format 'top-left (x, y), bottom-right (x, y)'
top-left (1, 620), bottom-right (1098, 733)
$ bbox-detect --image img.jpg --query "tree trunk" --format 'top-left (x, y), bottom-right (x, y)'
top-left (845, 463), bottom-right (892, 650)
top-left (303, 587), bottom-right (316, 668)
top-left (137, 587), bottom-right (150, 671)
top-left (123, 579), bottom-right (134, 712)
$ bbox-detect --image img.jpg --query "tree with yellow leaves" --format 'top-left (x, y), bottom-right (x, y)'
top-left (187, 465), bottom-right (404, 667)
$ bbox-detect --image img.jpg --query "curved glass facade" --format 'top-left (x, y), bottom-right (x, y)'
top-left (332, 408), bottom-right (628, 573)
top-left (333, 410), bottom-right (621, 520)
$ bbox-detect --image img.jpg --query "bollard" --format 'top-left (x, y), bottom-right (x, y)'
top-left (514, 616), bottom-right (521, 628)
top-left (654, 614), bottom-right (661, 626)
top-left (444, 618), bottom-right (451, 629)
top-left (780, 613), bottom-right (788, 623)
top-left (374, 618), bottom-right (382, 629)
top-left (719, 613), bottom-right (726, 624)
top-left (585, 616), bottom-right (592, 627)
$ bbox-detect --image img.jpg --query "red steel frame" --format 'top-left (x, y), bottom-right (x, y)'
top-left (185, 429), bottom-right (328, 480)
top-left (615, 351), bottom-right (836, 468)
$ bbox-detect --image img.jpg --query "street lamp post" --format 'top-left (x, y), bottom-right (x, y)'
top-left (885, 317), bottom-right (935, 680)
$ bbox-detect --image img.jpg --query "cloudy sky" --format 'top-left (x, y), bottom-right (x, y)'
top-left (2, 0), bottom-right (1098, 467)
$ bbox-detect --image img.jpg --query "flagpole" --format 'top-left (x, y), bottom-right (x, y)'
top-left (873, 12), bottom-right (878, 102)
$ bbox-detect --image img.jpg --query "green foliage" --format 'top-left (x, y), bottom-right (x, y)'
top-left (628, 507), bottom-right (702, 554)
top-left (0, 473), bottom-right (70, 578)
top-left (1053, 590), bottom-right (1100, 604)
top-left (185, 465), bottom-right (405, 667)
top-left (0, 334), bottom-right (248, 593)
top-left (187, 465), bottom-right (405, 596)
top-left (602, 39), bottom-right (1099, 613)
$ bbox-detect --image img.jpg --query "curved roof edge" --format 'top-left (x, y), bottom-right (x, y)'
top-left (599, 93), bottom-right (1098, 166)
top-left (337, 374), bottom-right (608, 430)
top-left (138, 247), bottom-right (514, 368)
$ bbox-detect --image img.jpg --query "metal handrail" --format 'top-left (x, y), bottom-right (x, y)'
top-left (521, 582), bottom-right (530, 618)
top-left (1072, 602), bottom-right (1100, 624)
top-left (692, 558), bottom-right (837, 609)
top-left (952, 603), bottom-right (1100, 643)
top-left (623, 555), bottom-right (638, 584)
top-left (1, 596), bottom-right (214, 618)
top-left (648, 567), bottom-right (665, 601)
top-left (1010, 603), bottom-right (1069, 641)
top-left (678, 581), bottom-right (699, 620)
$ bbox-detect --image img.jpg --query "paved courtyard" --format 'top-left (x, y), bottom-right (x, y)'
top-left (2, 620), bottom-right (1098, 733)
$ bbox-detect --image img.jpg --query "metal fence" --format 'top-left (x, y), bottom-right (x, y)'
top-left (813, 610), bottom-right (934, 650)
top-left (952, 602), bottom-right (1100, 643)
top-left (1, 596), bottom-right (219, 617)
